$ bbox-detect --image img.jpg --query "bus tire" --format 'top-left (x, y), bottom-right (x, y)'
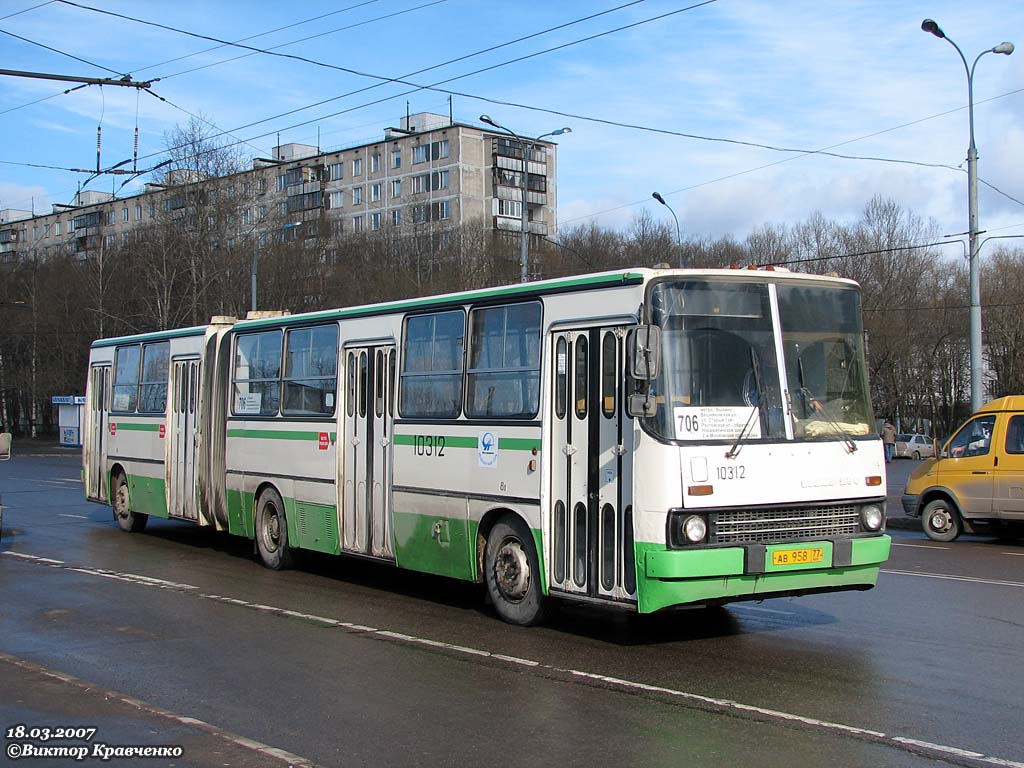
top-left (922, 499), bottom-right (962, 542)
top-left (112, 472), bottom-right (148, 533)
top-left (255, 488), bottom-right (294, 570)
top-left (484, 515), bottom-right (546, 626)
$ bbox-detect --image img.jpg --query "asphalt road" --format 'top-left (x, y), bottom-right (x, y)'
top-left (1, 450), bottom-right (1022, 768)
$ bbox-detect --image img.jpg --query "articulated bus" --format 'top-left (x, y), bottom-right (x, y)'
top-left (83, 268), bottom-right (891, 625)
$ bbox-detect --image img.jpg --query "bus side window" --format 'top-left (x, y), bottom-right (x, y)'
top-left (347, 352), bottom-right (356, 418)
top-left (555, 336), bottom-right (567, 419)
top-left (575, 336), bottom-right (588, 420)
top-left (359, 351), bottom-right (368, 418)
top-left (601, 332), bottom-right (616, 419)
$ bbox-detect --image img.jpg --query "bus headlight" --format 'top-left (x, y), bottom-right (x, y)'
top-left (683, 515), bottom-right (707, 543)
top-left (861, 504), bottom-right (884, 532)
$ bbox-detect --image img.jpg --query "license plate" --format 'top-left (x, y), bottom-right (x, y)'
top-left (772, 547), bottom-right (824, 566)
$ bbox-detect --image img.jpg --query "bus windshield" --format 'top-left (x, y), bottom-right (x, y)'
top-left (776, 283), bottom-right (874, 439)
top-left (645, 279), bottom-right (873, 442)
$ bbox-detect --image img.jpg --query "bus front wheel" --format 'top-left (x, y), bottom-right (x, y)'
top-left (922, 499), bottom-right (962, 542)
top-left (484, 515), bottom-right (546, 626)
top-left (255, 488), bottom-right (294, 570)
top-left (112, 472), bottom-right (148, 533)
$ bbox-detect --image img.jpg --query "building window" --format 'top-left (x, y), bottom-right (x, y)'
top-left (121, 207), bottom-right (129, 222)
top-left (278, 201), bottom-right (288, 216)
top-left (283, 324), bottom-right (338, 416)
top-left (332, 219), bottom-right (344, 236)
top-left (134, 204), bottom-right (142, 220)
top-left (330, 191), bottom-right (344, 209)
top-left (466, 302), bottom-right (541, 418)
top-left (107, 211), bottom-right (115, 225)
top-left (257, 177), bottom-right (267, 193)
top-left (122, 232), bottom-right (130, 246)
top-left (371, 183), bottom-right (381, 202)
top-left (105, 234), bottom-right (116, 249)
top-left (352, 157), bottom-right (362, 177)
top-left (370, 153), bottom-right (381, 173)
top-left (277, 174), bottom-right (287, 192)
top-left (242, 208), bottom-right (252, 226)
top-left (352, 186), bottom-right (363, 205)
top-left (258, 205), bottom-right (267, 221)
top-left (233, 330), bottom-right (283, 417)
top-left (32, 225), bottom-right (39, 240)
top-left (433, 200), bottom-right (451, 220)
top-left (400, 310), bottom-right (465, 418)
top-left (55, 221), bottom-right (62, 235)
top-left (391, 179), bottom-right (401, 198)
top-left (149, 204), bottom-right (156, 219)
top-left (392, 209), bottom-right (401, 226)
top-left (495, 199), bottom-right (522, 218)
top-left (330, 162), bottom-right (343, 181)
top-left (412, 144), bottom-right (428, 164)
top-left (353, 215), bottom-right (363, 233)
top-left (370, 212), bottom-right (381, 230)
top-left (392, 148), bottom-right (401, 168)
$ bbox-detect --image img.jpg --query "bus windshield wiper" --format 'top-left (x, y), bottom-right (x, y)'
top-left (749, 347), bottom-right (768, 434)
top-left (796, 357), bottom-right (855, 452)
top-left (801, 387), bottom-right (857, 453)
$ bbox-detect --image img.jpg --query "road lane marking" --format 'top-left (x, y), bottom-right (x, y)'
top-left (1004, 552), bottom-right (1024, 557)
top-left (58, 513), bottom-right (89, 519)
top-left (891, 542), bottom-right (950, 550)
top-left (882, 568), bottom-right (1024, 588)
top-left (5, 549), bottom-right (1022, 768)
top-left (0, 652), bottom-right (319, 767)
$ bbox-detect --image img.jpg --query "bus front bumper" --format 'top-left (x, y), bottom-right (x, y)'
top-left (636, 535), bottom-right (891, 614)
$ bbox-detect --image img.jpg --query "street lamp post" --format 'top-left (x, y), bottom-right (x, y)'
top-left (922, 19), bottom-right (1014, 411)
top-left (480, 115), bottom-right (570, 283)
top-left (652, 192), bottom-right (682, 269)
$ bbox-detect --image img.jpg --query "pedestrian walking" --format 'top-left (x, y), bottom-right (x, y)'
top-left (882, 421), bottom-right (897, 463)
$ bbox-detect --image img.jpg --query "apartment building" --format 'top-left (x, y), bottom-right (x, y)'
top-left (0, 113), bottom-right (559, 263)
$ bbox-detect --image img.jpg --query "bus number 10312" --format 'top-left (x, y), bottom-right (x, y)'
top-left (414, 435), bottom-right (446, 457)
top-left (717, 465), bottom-right (745, 480)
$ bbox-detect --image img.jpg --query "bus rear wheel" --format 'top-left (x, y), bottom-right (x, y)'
top-left (922, 499), bottom-right (962, 542)
top-left (112, 472), bottom-right (148, 533)
top-left (255, 488), bottom-right (294, 570)
top-left (484, 515), bottom-right (546, 626)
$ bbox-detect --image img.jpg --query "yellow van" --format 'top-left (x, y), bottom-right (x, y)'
top-left (901, 396), bottom-right (1024, 541)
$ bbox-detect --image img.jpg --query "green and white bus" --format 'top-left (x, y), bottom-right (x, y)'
top-left (83, 267), bottom-right (891, 624)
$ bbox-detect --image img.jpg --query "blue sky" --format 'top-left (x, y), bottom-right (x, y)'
top-left (1, 0), bottom-right (1022, 245)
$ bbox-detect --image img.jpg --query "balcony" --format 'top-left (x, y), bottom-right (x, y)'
top-left (493, 217), bottom-right (548, 236)
top-left (494, 185), bottom-right (547, 206)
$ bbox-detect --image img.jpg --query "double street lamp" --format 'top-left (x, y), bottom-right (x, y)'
top-left (922, 19), bottom-right (1014, 411)
top-left (480, 115), bottom-right (571, 283)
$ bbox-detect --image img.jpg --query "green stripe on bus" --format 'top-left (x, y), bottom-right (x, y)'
top-left (113, 422), bottom-right (162, 432)
top-left (498, 437), bottom-right (541, 452)
top-left (226, 429), bottom-right (337, 441)
top-left (393, 434), bottom-right (540, 451)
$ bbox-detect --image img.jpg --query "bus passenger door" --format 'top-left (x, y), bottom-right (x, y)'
top-left (342, 345), bottom-right (395, 559)
top-left (168, 358), bottom-right (200, 520)
top-left (549, 327), bottom-right (634, 601)
top-left (85, 365), bottom-right (110, 501)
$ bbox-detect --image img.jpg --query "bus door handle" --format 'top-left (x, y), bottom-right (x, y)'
top-left (562, 445), bottom-right (577, 456)
top-left (972, 471), bottom-right (989, 475)
top-left (351, 436), bottom-right (361, 446)
top-left (380, 438), bottom-right (390, 447)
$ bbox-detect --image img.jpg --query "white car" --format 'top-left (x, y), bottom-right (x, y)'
top-left (894, 433), bottom-right (934, 460)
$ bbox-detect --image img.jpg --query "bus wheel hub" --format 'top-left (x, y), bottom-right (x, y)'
top-left (496, 540), bottom-right (529, 601)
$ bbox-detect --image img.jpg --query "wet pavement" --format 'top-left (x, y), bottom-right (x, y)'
top-left (2, 449), bottom-right (1022, 768)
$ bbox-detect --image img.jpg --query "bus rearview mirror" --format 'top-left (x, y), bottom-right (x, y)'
top-left (629, 325), bottom-right (661, 380)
